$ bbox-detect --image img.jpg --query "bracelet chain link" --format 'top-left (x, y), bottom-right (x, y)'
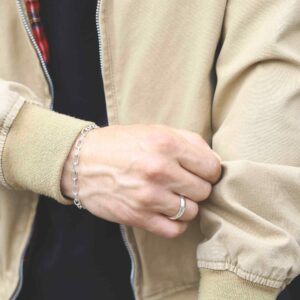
top-left (72, 123), bottom-right (99, 209)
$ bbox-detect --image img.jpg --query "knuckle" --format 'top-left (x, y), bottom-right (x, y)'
top-left (191, 132), bottom-right (205, 144)
top-left (163, 229), bottom-right (179, 239)
top-left (201, 182), bottom-right (212, 199)
top-left (138, 186), bottom-right (157, 208)
top-left (152, 132), bottom-right (178, 152)
top-left (207, 156), bottom-right (222, 182)
top-left (189, 203), bottom-right (199, 219)
top-left (163, 224), bottom-right (185, 239)
top-left (193, 181), bottom-right (212, 202)
top-left (143, 159), bottom-right (167, 180)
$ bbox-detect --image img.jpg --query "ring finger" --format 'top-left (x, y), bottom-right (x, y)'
top-left (152, 191), bottom-right (199, 222)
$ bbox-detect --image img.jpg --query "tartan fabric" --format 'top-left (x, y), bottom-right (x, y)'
top-left (25, 0), bottom-right (49, 64)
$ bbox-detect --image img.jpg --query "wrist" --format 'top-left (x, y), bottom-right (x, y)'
top-left (60, 124), bottom-right (99, 207)
top-left (3, 103), bottom-right (93, 204)
top-left (60, 140), bottom-right (75, 199)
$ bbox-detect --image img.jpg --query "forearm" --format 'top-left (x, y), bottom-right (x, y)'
top-left (197, 0), bottom-right (300, 297)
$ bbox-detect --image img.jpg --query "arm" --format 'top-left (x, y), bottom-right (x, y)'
top-left (0, 79), bottom-right (93, 204)
top-left (198, 0), bottom-right (300, 299)
top-left (1, 79), bottom-right (221, 238)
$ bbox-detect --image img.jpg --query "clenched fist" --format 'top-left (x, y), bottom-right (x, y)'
top-left (61, 124), bottom-right (221, 238)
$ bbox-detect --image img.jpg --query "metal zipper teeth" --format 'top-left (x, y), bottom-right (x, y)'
top-left (11, 2), bottom-right (55, 299)
top-left (10, 226), bottom-right (35, 300)
top-left (95, 1), bottom-right (137, 298)
top-left (14, 1), bottom-right (137, 300)
top-left (16, 0), bottom-right (54, 106)
top-left (96, 0), bottom-right (104, 77)
top-left (120, 225), bottom-right (137, 299)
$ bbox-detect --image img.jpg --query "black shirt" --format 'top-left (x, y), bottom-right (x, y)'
top-left (17, 1), bottom-right (134, 299)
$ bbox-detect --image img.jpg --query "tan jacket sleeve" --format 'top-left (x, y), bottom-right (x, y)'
top-left (198, 0), bottom-right (300, 299)
top-left (0, 79), bottom-right (93, 204)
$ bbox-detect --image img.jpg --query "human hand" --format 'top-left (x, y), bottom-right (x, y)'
top-left (61, 124), bottom-right (221, 238)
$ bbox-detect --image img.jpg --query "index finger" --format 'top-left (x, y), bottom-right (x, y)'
top-left (174, 129), bottom-right (222, 184)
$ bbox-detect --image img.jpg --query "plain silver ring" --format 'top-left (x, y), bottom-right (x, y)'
top-left (168, 195), bottom-right (187, 220)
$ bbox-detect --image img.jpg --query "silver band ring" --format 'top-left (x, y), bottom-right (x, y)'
top-left (168, 195), bottom-right (187, 220)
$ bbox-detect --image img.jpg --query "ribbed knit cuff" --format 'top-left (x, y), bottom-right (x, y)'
top-left (198, 269), bottom-right (280, 300)
top-left (2, 103), bottom-right (93, 204)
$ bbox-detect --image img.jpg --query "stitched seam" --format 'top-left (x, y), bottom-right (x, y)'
top-left (198, 260), bottom-right (288, 289)
top-left (198, 260), bottom-right (284, 283)
top-left (26, 99), bottom-right (44, 107)
top-left (103, 2), bottom-right (120, 124)
top-left (0, 95), bottom-right (26, 188)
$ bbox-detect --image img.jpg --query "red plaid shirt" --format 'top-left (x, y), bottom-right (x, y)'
top-left (25, 0), bottom-right (49, 64)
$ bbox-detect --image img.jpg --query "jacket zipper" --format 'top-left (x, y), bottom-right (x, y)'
top-left (95, 1), bottom-right (137, 298)
top-left (14, 0), bottom-right (137, 299)
top-left (11, 1), bottom-right (55, 300)
top-left (10, 226), bottom-right (35, 300)
top-left (120, 225), bottom-right (137, 299)
top-left (16, 0), bottom-right (54, 105)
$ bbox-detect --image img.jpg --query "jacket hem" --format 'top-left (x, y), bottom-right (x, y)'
top-left (198, 269), bottom-right (280, 300)
top-left (197, 260), bottom-right (288, 289)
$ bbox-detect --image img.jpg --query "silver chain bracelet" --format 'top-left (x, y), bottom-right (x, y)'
top-left (72, 123), bottom-right (99, 209)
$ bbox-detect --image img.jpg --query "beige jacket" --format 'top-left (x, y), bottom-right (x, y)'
top-left (1, 0), bottom-right (300, 299)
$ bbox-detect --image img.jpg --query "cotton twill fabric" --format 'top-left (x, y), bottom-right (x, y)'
top-left (1, 1), bottom-right (300, 299)
top-left (16, 0), bottom-right (133, 299)
top-left (197, 0), bottom-right (300, 290)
